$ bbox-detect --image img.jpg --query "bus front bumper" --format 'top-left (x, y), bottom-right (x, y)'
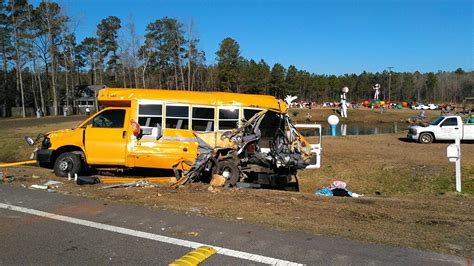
top-left (36, 149), bottom-right (53, 164)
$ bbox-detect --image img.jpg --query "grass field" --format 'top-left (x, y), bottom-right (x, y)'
top-left (1, 110), bottom-right (473, 257)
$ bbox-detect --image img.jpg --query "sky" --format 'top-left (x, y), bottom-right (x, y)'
top-left (34, 0), bottom-right (473, 75)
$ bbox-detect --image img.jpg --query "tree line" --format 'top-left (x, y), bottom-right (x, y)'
top-left (1, 0), bottom-right (472, 117)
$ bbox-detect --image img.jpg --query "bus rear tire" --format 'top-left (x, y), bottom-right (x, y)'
top-left (215, 161), bottom-right (240, 187)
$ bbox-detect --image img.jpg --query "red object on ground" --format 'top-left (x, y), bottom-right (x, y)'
top-left (401, 102), bottom-right (408, 107)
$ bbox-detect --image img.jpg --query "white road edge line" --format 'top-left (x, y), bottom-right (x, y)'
top-left (0, 203), bottom-right (302, 266)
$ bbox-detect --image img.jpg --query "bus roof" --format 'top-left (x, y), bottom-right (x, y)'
top-left (97, 88), bottom-right (287, 112)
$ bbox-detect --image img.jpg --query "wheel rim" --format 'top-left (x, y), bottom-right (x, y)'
top-left (221, 168), bottom-right (232, 180)
top-left (421, 134), bottom-right (431, 143)
top-left (58, 158), bottom-right (72, 172)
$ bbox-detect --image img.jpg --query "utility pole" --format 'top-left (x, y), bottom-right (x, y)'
top-left (387, 66), bottom-right (394, 101)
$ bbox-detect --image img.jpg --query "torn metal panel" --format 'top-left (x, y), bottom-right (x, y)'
top-left (176, 110), bottom-right (320, 190)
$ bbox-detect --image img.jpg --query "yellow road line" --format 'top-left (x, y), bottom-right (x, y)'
top-left (169, 246), bottom-right (217, 266)
top-left (0, 160), bottom-right (37, 168)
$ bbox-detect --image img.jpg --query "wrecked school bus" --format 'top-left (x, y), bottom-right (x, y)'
top-left (28, 88), bottom-right (321, 190)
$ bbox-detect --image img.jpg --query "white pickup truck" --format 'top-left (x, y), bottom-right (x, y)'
top-left (407, 115), bottom-right (474, 144)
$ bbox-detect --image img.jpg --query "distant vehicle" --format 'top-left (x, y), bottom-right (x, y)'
top-left (407, 115), bottom-right (474, 144)
top-left (411, 104), bottom-right (429, 110)
top-left (427, 104), bottom-right (438, 110)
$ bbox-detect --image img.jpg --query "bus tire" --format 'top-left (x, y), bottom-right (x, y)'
top-left (54, 152), bottom-right (83, 177)
top-left (215, 161), bottom-right (240, 187)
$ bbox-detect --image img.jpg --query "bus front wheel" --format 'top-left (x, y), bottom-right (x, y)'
top-left (54, 152), bottom-right (83, 177)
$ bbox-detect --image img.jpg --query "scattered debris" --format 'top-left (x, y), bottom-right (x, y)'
top-left (43, 180), bottom-right (63, 188)
top-left (209, 174), bottom-right (225, 187)
top-left (30, 184), bottom-right (48, 190)
top-left (315, 181), bottom-right (363, 198)
top-left (102, 180), bottom-right (152, 189)
top-left (76, 176), bottom-right (100, 185)
top-left (76, 176), bottom-right (176, 186)
top-left (187, 231), bottom-right (199, 237)
top-left (1, 176), bottom-right (15, 183)
top-left (31, 175), bottom-right (41, 179)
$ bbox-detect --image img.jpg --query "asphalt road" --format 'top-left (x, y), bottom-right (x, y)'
top-left (0, 185), bottom-right (466, 265)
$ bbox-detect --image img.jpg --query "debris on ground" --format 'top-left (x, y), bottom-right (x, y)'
top-left (1, 171), bottom-right (15, 183)
top-left (30, 184), bottom-right (48, 190)
top-left (315, 181), bottom-right (363, 197)
top-left (1, 176), bottom-right (15, 183)
top-left (76, 176), bottom-right (176, 186)
top-left (209, 174), bottom-right (225, 187)
top-left (76, 175), bottom-right (100, 185)
top-left (102, 180), bottom-right (153, 189)
top-left (43, 180), bottom-right (63, 188)
top-left (187, 231), bottom-right (199, 237)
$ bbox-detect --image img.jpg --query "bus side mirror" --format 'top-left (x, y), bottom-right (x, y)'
top-left (24, 136), bottom-right (34, 146)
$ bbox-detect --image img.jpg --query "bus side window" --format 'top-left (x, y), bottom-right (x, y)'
top-left (166, 105), bottom-right (189, 129)
top-left (138, 104), bottom-right (162, 129)
top-left (218, 107), bottom-right (239, 130)
top-left (192, 106), bottom-right (215, 132)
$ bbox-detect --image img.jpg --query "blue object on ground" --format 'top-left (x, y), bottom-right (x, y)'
top-left (315, 187), bottom-right (333, 196)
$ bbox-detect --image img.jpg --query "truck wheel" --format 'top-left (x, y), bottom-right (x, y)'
top-left (419, 133), bottom-right (434, 144)
top-left (54, 152), bottom-right (83, 177)
top-left (215, 161), bottom-right (240, 187)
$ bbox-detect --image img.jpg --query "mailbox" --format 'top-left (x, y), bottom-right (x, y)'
top-left (447, 144), bottom-right (459, 162)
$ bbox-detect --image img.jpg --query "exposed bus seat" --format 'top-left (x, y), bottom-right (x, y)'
top-left (205, 121), bottom-right (213, 132)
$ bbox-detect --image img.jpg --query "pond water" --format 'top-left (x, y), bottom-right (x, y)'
top-left (299, 122), bottom-right (407, 137)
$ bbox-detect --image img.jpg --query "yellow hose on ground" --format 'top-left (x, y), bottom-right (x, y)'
top-left (0, 160), bottom-right (37, 168)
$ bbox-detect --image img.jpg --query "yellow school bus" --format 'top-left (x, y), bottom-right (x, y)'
top-left (30, 88), bottom-right (321, 190)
